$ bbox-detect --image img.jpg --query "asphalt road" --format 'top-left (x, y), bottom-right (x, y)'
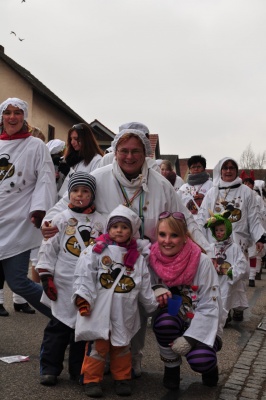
top-left (1, 269), bottom-right (266, 400)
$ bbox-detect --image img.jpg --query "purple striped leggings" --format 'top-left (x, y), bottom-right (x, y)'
top-left (153, 310), bottom-right (219, 373)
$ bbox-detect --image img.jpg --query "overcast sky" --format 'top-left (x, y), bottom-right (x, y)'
top-left (1, 0), bottom-right (266, 168)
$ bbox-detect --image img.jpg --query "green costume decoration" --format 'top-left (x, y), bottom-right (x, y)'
top-left (204, 210), bottom-right (232, 242)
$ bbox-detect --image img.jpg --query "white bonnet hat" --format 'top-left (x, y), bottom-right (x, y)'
top-left (112, 129), bottom-right (152, 156)
top-left (46, 139), bottom-right (66, 155)
top-left (0, 98), bottom-right (28, 124)
top-left (107, 204), bottom-right (141, 238)
top-left (119, 122), bottom-right (149, 135)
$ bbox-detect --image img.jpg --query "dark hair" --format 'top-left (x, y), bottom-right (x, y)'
top-left (64, 123), bottom-right (103, 166)
top-left (187, 155), bottom-right (206, 169)
top-left (221, 159), bottom-right (238, 174)
top-left (243, 177), bottom-right (255, 186)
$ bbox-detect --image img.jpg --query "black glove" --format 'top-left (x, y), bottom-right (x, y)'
top-left (58, 162), bottom-right (70, 176)
top-left (52, 155), bottom-right (61, 166)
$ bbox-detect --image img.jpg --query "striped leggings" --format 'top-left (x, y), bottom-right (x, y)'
top-left (153, 310), bottom-right (219, 373)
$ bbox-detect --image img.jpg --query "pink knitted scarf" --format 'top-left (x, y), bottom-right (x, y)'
top-left (149, 238), bottom-right (201, 287)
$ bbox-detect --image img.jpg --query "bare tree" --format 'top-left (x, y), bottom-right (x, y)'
top-left (239, 144), bottom-right (266, 169)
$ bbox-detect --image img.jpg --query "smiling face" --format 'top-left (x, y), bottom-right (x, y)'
top-left (70, 130), bottom-right (81, 151)
top-left (2, 105), bottom-right (24, 136)
top-left (115, 136), bottom-right (145, 177)
top-left (69, 185), bottom-right (92, 208)
top-left (108, 222), bottom-right (132, 243)
top-left (157, 219), bottom-right (186, 257)
top-left (221, 160), bottom-right (238, 182)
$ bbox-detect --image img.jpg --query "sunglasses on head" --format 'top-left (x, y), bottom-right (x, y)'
top-left (72, 124), bottom-right (84, 131)
top-left (159, 211), bottom-right (186, 223)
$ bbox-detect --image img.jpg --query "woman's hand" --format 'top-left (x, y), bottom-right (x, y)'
top-left (41, 221), bottom-right (59, 239)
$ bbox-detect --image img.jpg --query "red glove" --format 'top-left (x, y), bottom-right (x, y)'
top-left (76, 296), bottom-right (90, 316)
top-left (41, 275), bottom-right (57, 301)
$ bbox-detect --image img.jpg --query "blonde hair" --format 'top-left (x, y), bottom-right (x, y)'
top-left (160, 159), bottom-right (174, 171)
top-left (156, 216), bottom-right (206, 253)
top-left (30, 126), bottom-right (46, 142)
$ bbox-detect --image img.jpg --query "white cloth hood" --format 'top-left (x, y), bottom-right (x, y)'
top-left (212, 157), bottom-right (239, 186)
top-left (0, 98), bottom-right (28, 124)
top-left (107, 205), bottom-right (141, 237)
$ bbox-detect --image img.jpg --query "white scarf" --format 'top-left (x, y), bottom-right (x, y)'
top-left (112, 159), bottom-right (149, 193)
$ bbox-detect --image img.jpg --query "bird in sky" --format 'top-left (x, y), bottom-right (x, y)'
top-left (18, 38), bottom-right (25, 41)
top-left (21, 0), bottom-right (26, 3)
top-left (10, 31), bottom-right (16, 36)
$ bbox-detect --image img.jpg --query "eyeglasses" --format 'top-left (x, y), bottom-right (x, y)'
top-left (190, 164), bottom-right (203, 170)
top-left (117, 148), bottom-right (143, 156)
top-left (221, 166), bottom-right (236, 171)
top-left (159, 211), bottom-right (186, 223)
top-left (72, 124), bottom-right (84, 131)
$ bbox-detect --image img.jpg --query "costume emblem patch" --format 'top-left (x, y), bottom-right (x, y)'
top-left (0, 154), bottom-right (14, 180)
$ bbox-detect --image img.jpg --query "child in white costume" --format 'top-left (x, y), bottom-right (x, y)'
top-left (36, 172), bottom-right (106, 387)
top-left (205, 211), bottom-right (249, 327)
top-left (73, 205), bottom-right (158, 398)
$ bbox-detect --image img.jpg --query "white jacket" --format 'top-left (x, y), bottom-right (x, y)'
top-left (0, 136), bottom-right (57, 259)
top-left (36, 208), bottom-right (107, 328)
top-left (209, 241), bottom-right (249, 326)
top-left (197, 183), bottom-right (265, 255)
top-left (73, 243), bottom-right (158, 346)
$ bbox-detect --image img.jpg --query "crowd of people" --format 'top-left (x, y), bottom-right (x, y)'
top-left (1, 96), bottom-right (265, 398)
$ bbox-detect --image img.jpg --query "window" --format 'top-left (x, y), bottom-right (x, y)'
top-left (48, 125), bottom-right (55, 141)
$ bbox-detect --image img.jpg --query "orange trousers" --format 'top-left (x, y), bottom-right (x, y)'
top-left (81, 339), bottom-right (131, 383)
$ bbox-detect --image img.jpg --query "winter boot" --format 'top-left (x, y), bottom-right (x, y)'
top-left (202, 365), bottom-right (219, 387)
top-left (163, 366), bottom-right (180, 390)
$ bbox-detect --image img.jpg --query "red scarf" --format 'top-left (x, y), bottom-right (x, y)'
top-left (149, 238), bottom-right (201, 287)
top-left (93, 233), bottom-right (139, 270)
top-left (0, 123), bottom-right (31, 140)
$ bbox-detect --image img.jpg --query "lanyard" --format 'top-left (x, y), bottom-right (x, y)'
top-left (117, 180), bottom-right (145, 239)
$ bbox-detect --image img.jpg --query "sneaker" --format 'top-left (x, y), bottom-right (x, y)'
top-left (202, 365), bottom-right (219, 387)
top-left (40, 374), bottom-right (57, 386)
top-left (163, 366), bottom-right (180, 390)
top-left (114, 380), bottom-right (131, 396)
top-left (233, 309), bottom-right (244, 321)
top-left (84, 382), bottom-right (103, 398)
top-left (249, 279), bottom-right (255, 287)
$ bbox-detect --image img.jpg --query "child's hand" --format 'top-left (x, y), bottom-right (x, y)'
top-left (154, 287), bottom-right (172, 308)
top-left (76, 296), bottom-right (91, 316)
top-left (156, 292), bottom-right (172, 308)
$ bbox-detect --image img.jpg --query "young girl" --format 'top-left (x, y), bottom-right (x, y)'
top-left (148, 211), bottom-right (222, 390)
top-left (205, 211), bottom-right (249, 325)
top-left (73, 205), bottom-right (158, 398)
top-left (36, 172), bottom-right (106, 386)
